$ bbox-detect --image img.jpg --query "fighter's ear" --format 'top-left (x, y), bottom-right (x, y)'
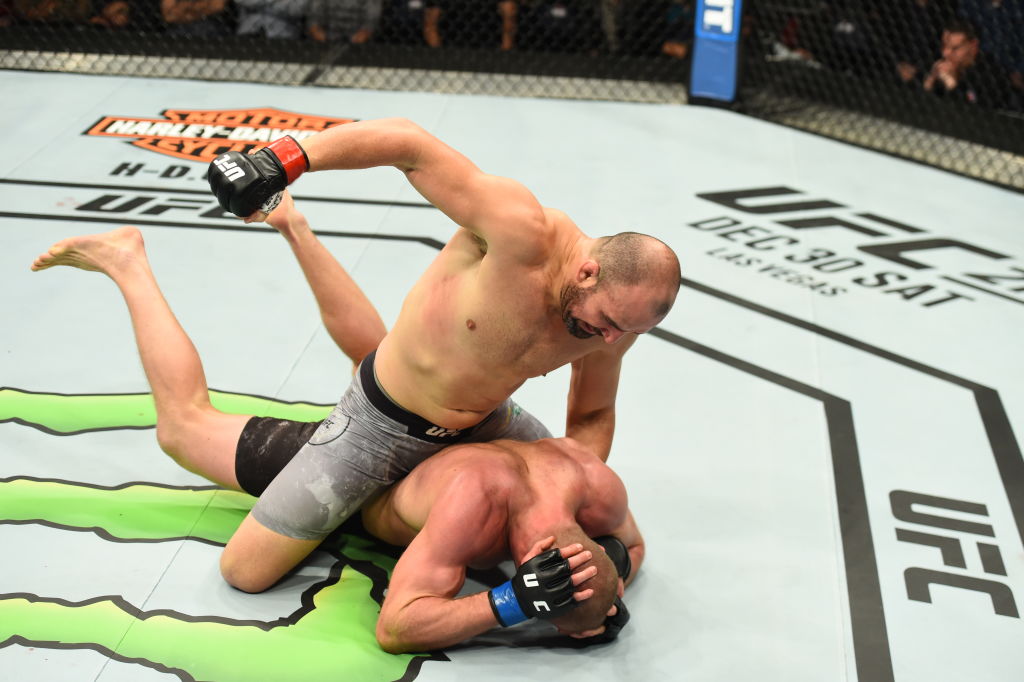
top-left (577, 260), bottom-right (600, 283)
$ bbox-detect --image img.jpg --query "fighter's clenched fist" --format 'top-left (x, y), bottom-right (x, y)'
top-left (207, 135), bottom-right (309, 219)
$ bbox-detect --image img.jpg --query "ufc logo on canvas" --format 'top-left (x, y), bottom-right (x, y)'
top-left (891, 490), bottom-right (1018, 618)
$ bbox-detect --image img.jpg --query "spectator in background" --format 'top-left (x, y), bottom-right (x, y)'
top-left (380, 0), bottom-right (443, 47)
top-left (235, 0), bottom-right (307, 39)
top-left (922, 18), bottom-right (1012, 107)
top-left (500, 0), bottom-right (600, 53)
top-left (14, 0), bottom-right (91, 24)
top-left (161, 0), bottom-right (230, 36)
top-left (802, 1), bottom-right (887, 77)
top-left (609, 1), bottom-right (693, 59)
top-left (659, 0), bottom-right (693, 60)
top-left (881, 0), bottom-right (951, 85)
top-left (0, 0), bottom-right (11, 26)
top-left (498, 0), bottom-right (514, 49)
top-left (958, 0), bottom-right (1024, 107)
top-left (438, 0), bottom-right (501, 49)
top-left (90, 0), bottom-right (131, 28)
top-left (307, 0), bottom-right (382, 44)
top-left (598, 0), bottom-right (619, 53)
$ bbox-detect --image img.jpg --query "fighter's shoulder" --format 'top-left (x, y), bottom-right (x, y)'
top-left (558, 438), bottom-right (626, 489)
top-left (533, 438), bottom-right (619, 479)
top-left (488, 206), bottom-right (573, 267)
top-left (542, 207), bottom-right (582, 237)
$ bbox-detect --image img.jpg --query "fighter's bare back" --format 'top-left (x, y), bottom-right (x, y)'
top-left (362, 436), bottom-right (629, 566)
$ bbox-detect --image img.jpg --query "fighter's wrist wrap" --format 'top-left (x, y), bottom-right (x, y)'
top-left (594, 535), bottom-right (631, 580)
top-left (267, 135), bottom-right (310, 184)
top-left (487, 548), bottom-right (576, 627)
top-left (488, 581), bottom-right (528, 627)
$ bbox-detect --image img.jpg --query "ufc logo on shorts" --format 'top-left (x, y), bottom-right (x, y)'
top-left (213, 154), bottom-right (245, 181)
top-left (425, 426), bottom-right (460, 437)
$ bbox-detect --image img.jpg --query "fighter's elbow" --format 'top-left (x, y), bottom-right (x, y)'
top-left (378, 117), bottom-right (429, 146)
top-left (375, 618), bottom-right (415, 654)
top-left (381, 116), bottom-right (421, 132)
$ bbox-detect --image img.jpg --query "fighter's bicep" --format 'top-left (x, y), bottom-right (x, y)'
top-left (410, 169), bottom-right (548, 259)
top-left (384, 530), bottom-right (473, 606)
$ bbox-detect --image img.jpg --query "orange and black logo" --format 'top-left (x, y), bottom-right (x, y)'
top-left (84, 107), bottom-right (356, 163)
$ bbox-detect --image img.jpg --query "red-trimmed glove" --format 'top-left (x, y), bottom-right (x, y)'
top-left (207, 136), bottom-right (309, 217)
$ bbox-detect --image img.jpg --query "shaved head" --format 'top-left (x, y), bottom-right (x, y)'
top-left (594, 232), bottom-right (681, 318)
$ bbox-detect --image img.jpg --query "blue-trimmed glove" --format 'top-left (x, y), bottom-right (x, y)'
top-left (594, 535), bottom-right (631, 580)
top-left (488, 548), bottom-right (577, 627)
top-left (207, 135), bottom-right (309, 217)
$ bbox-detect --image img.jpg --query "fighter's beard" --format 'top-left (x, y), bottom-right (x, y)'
top-left (560, 284), bottom-right (596, 340)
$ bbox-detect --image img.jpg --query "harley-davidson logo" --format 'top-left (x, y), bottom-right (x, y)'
top-left (84, 107), bottom-right (356, 163)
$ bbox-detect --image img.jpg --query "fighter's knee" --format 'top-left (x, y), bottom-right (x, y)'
top-left (155, 420), bottom-right (186, 460)
top-left (155, 421), bottom-right (209, 479)
top-left (154, 404), bottom-right (218, 465)
top-left (219, 552), bottom-right (274, 594)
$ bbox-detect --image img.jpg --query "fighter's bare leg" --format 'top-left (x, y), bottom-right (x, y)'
top-left (265, 191), bottom-right (386, 370)
top-left (220, 516), bottom-right (321, 593)
top-left (31, 227), bottom-right (250, 490)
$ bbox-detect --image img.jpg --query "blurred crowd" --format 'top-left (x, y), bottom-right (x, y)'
top-left (0, 1), bottom-right (696, 59)
top-left (4, 1), bottom-right (1020, 112)
top-left (757, 0), bottom-right (1024, 112)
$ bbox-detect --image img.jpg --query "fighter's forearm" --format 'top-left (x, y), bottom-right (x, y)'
top-left (565, 408), bottom-right (615, 462)
top-left (376, 592), bottom-right (499, 654)
top-left (277, 211), bottom-right (386, 366)
top-left (301, 118), bottom-right (427, 174)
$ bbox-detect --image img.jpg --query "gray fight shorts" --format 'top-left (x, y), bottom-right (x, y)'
top-left (236, 349), bottom-right (552, 541)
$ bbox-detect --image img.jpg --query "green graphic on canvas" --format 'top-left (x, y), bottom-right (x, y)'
top-left (0, 387), bottom-right (333, 434)
top-left (0, 389), bottom-right (431, 682)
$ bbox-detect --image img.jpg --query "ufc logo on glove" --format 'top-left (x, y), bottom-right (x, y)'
top-left (488, 550), bottom-right (575, 626)
top-left (212, 154), bottom-right (245, 182)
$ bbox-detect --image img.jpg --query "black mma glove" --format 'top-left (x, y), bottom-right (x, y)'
top-left (594, 535), bottom-right (631, 580)
top-left (207, 135), bottom-right (309, 217)
top-left (592, 597), bottom-right (630, 643)
top-left (488, 548), bottom-right (578, 626)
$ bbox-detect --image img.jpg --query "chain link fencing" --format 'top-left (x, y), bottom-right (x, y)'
top-left (1, 1), bottom-right (1021, 190)
top-left (739, 0), bottom-right (1023, 191)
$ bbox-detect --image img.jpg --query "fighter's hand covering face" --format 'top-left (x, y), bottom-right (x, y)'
top-left (488, 536), bottom-right (597, 627)
top-left (560, 535), bottom-right (633, 642)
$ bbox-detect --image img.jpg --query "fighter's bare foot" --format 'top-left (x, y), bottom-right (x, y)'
top-left (31, 226), bottom-right (145, 276)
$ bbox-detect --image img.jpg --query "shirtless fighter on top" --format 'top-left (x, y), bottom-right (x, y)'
top-left (200, 118), bottom-right (680, 594)
top-left (193, 119), bottom-right (679, 593)
top-left (30, 212), bottom-right (641, 651)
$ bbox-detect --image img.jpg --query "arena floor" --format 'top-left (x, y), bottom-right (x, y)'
top-left (1, 68), bottom-right (1022, 682)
